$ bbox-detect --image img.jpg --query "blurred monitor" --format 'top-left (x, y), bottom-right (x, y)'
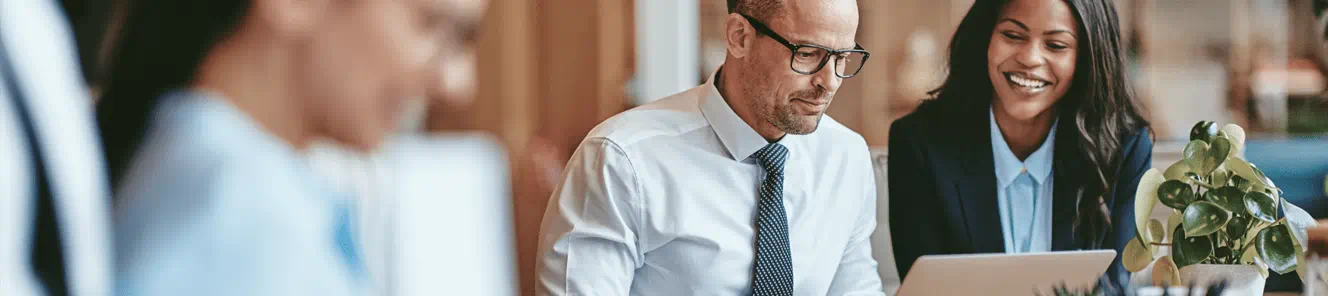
top-left (383, 133), bottom-right (515, 296)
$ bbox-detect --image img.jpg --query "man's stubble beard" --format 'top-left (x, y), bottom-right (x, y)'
top-left (742, 70), bottom-right (826, 135)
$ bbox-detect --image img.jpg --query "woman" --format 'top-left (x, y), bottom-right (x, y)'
top-left (97, 0), bottom-right (480, 294)
top-left (888, 0), bottom-right (1151, 288)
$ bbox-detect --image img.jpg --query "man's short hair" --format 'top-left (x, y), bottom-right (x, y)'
top-left (727, 0), bottom-right (783, 22)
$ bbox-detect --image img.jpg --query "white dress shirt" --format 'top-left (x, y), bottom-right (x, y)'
top-left (0, 0), bottom-right (113, 294)
top-left (536, 69), bottom-right (884, 296)
top-left (990, 107), bottom-right (1055, 254)
top-left (114, 90), bottom-right (362, 296)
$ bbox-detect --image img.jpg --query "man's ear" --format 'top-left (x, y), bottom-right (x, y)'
top-left (251, 0), bottom-right (333, 38)
top-left (724, 13), bottom-right (756, 59)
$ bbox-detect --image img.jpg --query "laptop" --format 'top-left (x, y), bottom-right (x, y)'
top-left (896, 250), bottom-right (1117, 296)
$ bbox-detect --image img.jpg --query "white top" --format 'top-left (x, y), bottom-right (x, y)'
top-left (989, 107), bottom-right (1055, 254)
top-left (113, 91), bottom-right (362, 296)
top-left (535, 69), bottom-right (884, 296)
top-left (306, 133), bottom-right (518, 296)
top-left (0, 0), bottom-right (113, 294)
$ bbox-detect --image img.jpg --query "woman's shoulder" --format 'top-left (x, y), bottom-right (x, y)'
top-left (890, 99), bottom-right (976, 147)
top-left (1122, 126), bottom-right (1153, 145)
top-left (1118, 125), bottom-right (1154, 162)
top-left (893, 99), bottom-right (942, 127)
top-left (114, 91), bottom-right (337, 228)
top-left (114, 148), bottom-right (329, 221)
top-left (890, 100), bottom-right (935, 140)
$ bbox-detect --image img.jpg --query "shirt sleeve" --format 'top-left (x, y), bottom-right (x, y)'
top-left (826, 145), bottom-right (886, 296)
top-left (535, 137), bottom-right (644, 296)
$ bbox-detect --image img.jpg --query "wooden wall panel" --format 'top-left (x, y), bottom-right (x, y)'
top-left (446, 1), bottom-right (634, 295)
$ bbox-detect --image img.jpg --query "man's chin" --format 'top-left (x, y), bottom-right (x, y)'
top-left (779, 114), bottom-right (823, 135)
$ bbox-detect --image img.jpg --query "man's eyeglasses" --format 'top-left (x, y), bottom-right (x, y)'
top-left (740, 14), bottom-right (870, 79)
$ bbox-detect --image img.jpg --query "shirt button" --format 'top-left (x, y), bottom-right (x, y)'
top-left (1020, 167), bottom-right (1027, 173)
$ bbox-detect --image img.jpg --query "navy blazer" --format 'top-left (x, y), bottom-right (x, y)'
top-left (888, 101), bottom-right (1152, 288)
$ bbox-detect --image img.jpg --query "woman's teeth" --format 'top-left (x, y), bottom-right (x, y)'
top-left (1006, 73), bottom-right (1049, 89)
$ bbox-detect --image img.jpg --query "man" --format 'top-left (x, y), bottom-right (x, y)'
top-left (535, 0), bottom-right (882, 295)
top-left (0, 0), bottom-right (113, 295)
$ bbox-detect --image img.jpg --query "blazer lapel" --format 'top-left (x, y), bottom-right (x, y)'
top-left (1051, 125), bottom-right (1080, 251)
top-left (955, 107), bottom-right (1004, 254)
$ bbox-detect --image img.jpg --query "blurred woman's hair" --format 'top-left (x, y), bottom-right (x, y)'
top-left (926, 0), bottom-right (1149, 247)
top-left (97, 1), bottom-right (251, 188)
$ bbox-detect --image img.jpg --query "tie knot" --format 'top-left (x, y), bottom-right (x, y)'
top-left (752, 143), bottom-right (788, 174)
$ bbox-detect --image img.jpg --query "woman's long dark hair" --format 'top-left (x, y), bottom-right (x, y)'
top-left (929, 0), bottom-right (1149, 247)
top-left (96, 1), bottom-right (251, 189)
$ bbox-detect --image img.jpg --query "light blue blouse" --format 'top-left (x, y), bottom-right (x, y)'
top-left (990, 107), bottom-right (1055, 254)
top-left (113, 90), bottom-right (363, 296)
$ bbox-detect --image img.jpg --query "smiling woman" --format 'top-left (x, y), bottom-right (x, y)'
top-left (888, 0), bottom-right (1153, 290)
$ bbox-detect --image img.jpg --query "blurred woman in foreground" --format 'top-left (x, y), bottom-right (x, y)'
top-left (97, 0), bottom-right (484, 294)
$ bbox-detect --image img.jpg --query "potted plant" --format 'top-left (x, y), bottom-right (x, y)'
top-left (1123, 121), bottom-right (1318, 294)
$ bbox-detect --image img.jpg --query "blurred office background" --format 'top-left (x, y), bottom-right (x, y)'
top-left (63, 0), bottom-right (1328, 294)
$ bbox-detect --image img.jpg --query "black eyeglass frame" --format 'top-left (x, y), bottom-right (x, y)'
top-left (739, 14), bottom-right (871, 78)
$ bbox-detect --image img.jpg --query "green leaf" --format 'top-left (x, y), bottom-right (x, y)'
top-left (1147, 219), bottom-right (1166, 243)
top-left (1134, 169), bottom-right (1165, 245)
top-left (1220, 124), bottom-right (1246, 155)
top-left (1256, 224), bottom-right (1298, 274)
top-left (1226, 214), bottom-right (1249, 241)
top-left (1227, 157), bottom-right (1276, 190)
top-left (1250, 164), bottom-right (1278, 190)
top-left (1172, 223), bottom-right (1213, 269)
top-left (1157, 180), bottom-right (1196, 210)
top-left (1123, 237), bottom-right (1153, 272)
top-left (1215, 246), bottom-right (1232, 259)
top-left (1184, 140), bottom-right (1214, 175)
top-left (1190, 121), bottom-right (1219, 143)
top-left (1232, 175), bottom-right (1253, 192)
top-left (1166, 210), bottom-right (1182, 242)
top-left (1205, 186), bottom-right (1246, 213)
top-left (1182, 201), bottom-right (1231, 237)
top-left (1282, 199), bottom-right (1316, 263)
top-left (1207, 137), bottom-right (1232, 172)
top-left (1211, 167), bottom-right (1230, 187)
top-left (1182, 137), bottom-right (1230, 176)
top-left (1244, 191), bottom-right (1277, 223)
top-left (1164, 160), bottom-right (1192, 181)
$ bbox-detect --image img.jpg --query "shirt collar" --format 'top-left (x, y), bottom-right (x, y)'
top-left (699, 67), bottom-right (793, 161)
top-left (990, 106), bottom-right (1056, 188)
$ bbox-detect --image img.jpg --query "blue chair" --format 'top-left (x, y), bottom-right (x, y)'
top-left (1245, 137), bottom-right (1328, 217)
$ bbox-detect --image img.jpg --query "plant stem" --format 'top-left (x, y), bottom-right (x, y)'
top-left (1227, 230), bottom-right (1237, 264)
top-left (1239, 236), bottom-right (1257, 258)
top-left (1188, 178), bottom-right (1220, 190)
top-left (1233, 219), bottom-right (1260, 263)
top-left (1216, 231), bottom-right (1228, 263)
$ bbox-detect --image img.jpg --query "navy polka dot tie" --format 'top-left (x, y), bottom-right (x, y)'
top-left (752, 143), bottom-right (793, 296)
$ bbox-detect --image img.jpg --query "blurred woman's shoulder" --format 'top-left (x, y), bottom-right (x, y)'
top-left (113, 89), bottom-right (342, 226)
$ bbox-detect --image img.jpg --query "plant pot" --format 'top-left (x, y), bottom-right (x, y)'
top-left (1178, 264), bottom-right (1265, 295)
